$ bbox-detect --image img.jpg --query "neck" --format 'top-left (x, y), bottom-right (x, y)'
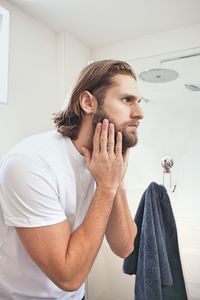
top-left (71, 117), bottom-right (94, 155)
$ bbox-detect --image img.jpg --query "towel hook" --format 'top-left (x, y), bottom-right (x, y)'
top-left (161, 156), bottom-right (176, 192)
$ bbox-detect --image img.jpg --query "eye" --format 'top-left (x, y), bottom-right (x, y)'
top-left (122, 97), bottom-right (132, 104)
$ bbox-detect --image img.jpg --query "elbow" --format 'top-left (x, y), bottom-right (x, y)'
top-left (56, 278), bottom-right (84, 292)
top-left (111, 243), bottom-right (134, 259)
top-left (119, 244), bottom-right (134, 259)
top-left (117, 231), bottom-right (137, 258)
top-left (49, 269), bottom-right (85, 292)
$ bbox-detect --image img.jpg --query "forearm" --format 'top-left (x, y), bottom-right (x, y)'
top-left (62, 186), bottom-right (116, 290)
top-left (106, 183), bottom-right (137, 258)
top-left (16, 186), bottom-right (117, 293)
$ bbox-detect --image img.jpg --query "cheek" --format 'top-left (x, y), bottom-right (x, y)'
top-left (105, 102), bottom-right (129, 119)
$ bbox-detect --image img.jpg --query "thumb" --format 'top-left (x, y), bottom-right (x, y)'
top-left (81, 146), bottom-right (91, 168)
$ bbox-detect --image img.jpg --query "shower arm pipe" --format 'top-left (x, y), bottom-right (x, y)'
top-left (157, 52), bottom-right (200, 68)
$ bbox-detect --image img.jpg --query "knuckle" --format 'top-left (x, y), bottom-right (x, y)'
top-left (101, 153), bottom-right (108, 159)
top-left (101, 136), bottom-right (107, 142)
top-left (93, 136), bottom-right (99, 142)
top-left (108, 143), bottom-right (114, 149)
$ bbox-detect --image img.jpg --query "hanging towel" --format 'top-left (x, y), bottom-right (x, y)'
top-left (123, 182), bottom-right (188, 300)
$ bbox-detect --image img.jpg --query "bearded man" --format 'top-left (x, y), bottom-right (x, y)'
top-left (0, 60), bottom-right (144, 300)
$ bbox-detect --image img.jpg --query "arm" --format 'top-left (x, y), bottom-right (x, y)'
top-left (17, 186), bottom-right (116, 292)
top-left (16, 119), bottom-right (124, 292)
top-left (105, 182), bottom-right (137, 258)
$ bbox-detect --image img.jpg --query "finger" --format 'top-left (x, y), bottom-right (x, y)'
top-left (115, 131), bottom-right (123, 157)
top-left (100, 119), bottom-right (109, 154)
top-left (81, 147), bottom-right (91, 168)
top-left (93, 123), bottom-right (102, 153)
top-left (107, 123), bottom-right (115, 155)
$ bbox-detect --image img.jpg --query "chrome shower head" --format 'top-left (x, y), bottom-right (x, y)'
top-left (139, 68), bottom-right (179, 83)
top-left (184, 83), bottom-right (200, 91)
top-left (138, 51), bottom-right (200, 83)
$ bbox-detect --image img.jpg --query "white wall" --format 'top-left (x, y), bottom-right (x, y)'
top-left (92, 24), bottom-right (200, 61)
top-left (88, 25), bottom-right (200, 300)
top-left (0, 0), bottom-right (91, 158)
top-left (56, 31), bottom-right (91, 110)
top-left (0, 6), bottom-right (9, 104)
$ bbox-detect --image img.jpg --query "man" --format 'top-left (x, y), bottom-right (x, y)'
top-left (0, 60), bottom-right (144, 299)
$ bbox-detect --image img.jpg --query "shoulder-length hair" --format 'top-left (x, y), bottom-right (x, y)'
top-left (53, 59), bottom-right (136, 139)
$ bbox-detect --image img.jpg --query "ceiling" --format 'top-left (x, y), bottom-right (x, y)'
top-left (10, 0), bottom-right (200, 48)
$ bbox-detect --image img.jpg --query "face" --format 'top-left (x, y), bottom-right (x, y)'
top-left (92, 74), bottom-right (144, 153)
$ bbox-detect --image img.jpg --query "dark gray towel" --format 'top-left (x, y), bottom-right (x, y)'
top-left (123, 182), bottom-right (188, 300)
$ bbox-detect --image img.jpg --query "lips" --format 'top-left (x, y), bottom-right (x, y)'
top-left (127, 122), bottom-right (139, 128)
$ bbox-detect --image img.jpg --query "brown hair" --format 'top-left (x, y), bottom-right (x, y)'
top-left (53, 59), bottom-right (136, 139)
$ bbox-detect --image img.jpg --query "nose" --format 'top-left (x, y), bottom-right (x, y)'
top-left (130, 102), bottom-right (144, 120)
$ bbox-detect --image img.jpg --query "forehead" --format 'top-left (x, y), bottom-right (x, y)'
top-left (106, 74), bottom-right (141, 97)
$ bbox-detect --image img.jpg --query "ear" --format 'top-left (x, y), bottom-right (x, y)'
top-left (79, 91), bottom-right (97, 115)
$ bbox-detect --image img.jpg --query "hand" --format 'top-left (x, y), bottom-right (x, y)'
top-left (81, 119), bottom-right (124, 192)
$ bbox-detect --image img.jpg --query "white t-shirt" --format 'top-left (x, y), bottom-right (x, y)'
top-left (0, 130), bottom-right (95, 300)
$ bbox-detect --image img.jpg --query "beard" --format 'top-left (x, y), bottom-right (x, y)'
top-left (92, 106), bottom-right (138, 154)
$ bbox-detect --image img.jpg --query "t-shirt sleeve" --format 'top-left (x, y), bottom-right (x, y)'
top-left (0, 154), bottom-right (67, 227)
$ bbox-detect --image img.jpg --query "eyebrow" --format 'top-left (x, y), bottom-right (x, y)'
top-left (120, 93), bottom-right (142, 102)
